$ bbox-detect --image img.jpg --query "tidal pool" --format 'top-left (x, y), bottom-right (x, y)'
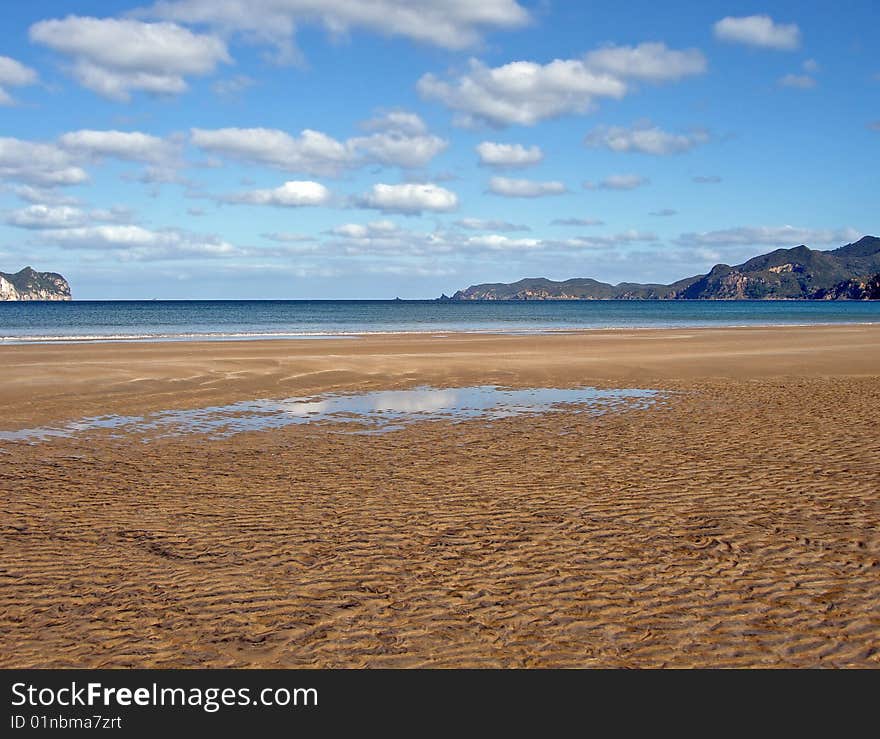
top-left (0, 385), bottom-right (661, 443)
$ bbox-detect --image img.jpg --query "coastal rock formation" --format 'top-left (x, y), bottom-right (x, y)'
top-left (812, 274), bottom-right (880, 300)
top-left (448, 235), bottom-right (880, 301)
top-left (0, 267), bottom-right (71, 301)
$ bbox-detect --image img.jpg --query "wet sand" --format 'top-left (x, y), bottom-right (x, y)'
top-left (1, 325), bottom-right (879, 667)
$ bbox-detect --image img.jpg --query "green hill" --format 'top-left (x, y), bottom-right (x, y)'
top-left (448, 236), bottom-right (880, 301)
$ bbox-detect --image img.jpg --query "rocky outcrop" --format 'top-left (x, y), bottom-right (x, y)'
top-left (812, 274), bottom-right (880, 300)
top-left (447, 236), bottom-right (880, 301)
top-left (0, 267), bottom-right (71, 301)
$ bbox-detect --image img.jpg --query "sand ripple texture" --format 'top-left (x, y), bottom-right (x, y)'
top-left (1, 377), bottom-right (879, 668)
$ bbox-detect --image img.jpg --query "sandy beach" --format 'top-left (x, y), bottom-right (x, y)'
top-left (2, 324), bottom-right (879, 667)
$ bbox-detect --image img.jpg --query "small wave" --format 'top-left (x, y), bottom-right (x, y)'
top-left (2, 320), bottom-right (878, 345)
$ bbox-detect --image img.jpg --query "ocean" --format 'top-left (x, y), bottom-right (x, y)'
top-left (2, 299), bottom-right (879, 343)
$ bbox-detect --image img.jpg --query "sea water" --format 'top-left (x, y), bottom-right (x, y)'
top-left (1, 299), bottom-right (879, 343)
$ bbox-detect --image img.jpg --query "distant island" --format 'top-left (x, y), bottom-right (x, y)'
top-left (0, 267), bottom-right (71, 301)
top-left (443, 235), bottom-right (880, 301)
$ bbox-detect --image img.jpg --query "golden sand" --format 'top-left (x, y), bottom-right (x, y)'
top-left (1, 325), bottom-right (878, 667)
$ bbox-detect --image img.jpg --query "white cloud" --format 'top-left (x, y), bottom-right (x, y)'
top-left (192, 127), bottom-right (352, 176)
top-left (418, 58), bottom-right (626, 127)
top-left (143, 0), bottom-right (531, 60)
top-left (803, 59), bottom-right (819, 73)
top-left (361, 111), bottom-right (428, 136)
top-left (583, 174), bottom-right (649, 190)
top-left (29, 17), bottom-right (230, 101)
top-left (488, 176), bottom-right (566, 197)
top-left (4, 204), bottom-right (131, 229)
top-left (5, 205), bottom-right (87, 229)
top-left (676, 225), bottom-right (862, 248)
top-left (476, 141), bottom-right (543, 168)
top-left (0, 137), bottom-right (88, 187)
top-left (0, 56), bottom-right (38, 106)
top-left (585, 122), bottom-right (709, 155)
top-left (58, 130), bottom-right (177, 163)
top-left (228, 180), bottom-right (331, 207)
top-left (778, 73), bottom-right (815, 89)
top-left (455, 218), bottom-right (531, 232)
top-left (418, 41), bottom-right (707, 128)
top-left (550, 230), bottom-right (657, 249)
top-left (330, 221), bottom-right (399, 238)
top-left (583, 42), bottom-right (707, 82)
top-left (552, 217), bottom-right (604, 226)
top-left (358, 183), bottom-right (458, 214)
top-left (713, 15), bottom-right (801, 50)
top-left (7, 185), bottom-right (80, 205)
top-left (464, 234), bottom-right (542, 250)
top-left (192, 117), bottom-right (446, 174)
top-left (39, 224), bottom-right (241, 261)
top-left (349, 131), bottom-right (447, 169)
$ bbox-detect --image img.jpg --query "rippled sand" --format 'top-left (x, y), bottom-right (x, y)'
top-left (1, 326), bottom-right (878, 667)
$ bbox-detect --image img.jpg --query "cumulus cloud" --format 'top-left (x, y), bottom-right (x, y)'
top-left (7, 185), bottom-right (80, 206)
top-left (551, 217), bottom-right (604, 226)
top-left (192, 116), bottom-right (446, 175)
top-left (39, 224), bottom-right (241, 261)
top-left (330, 221), bottom-right (399, 238)
top-left (0, 56), bottom-right (38, 106)
top-left (227, 180), bottom-right (331, 207)
top-left (192, 128), bottom-right (351, 176)
top-left (58, 130), bottom-right (178, 163)
top-left (583, 42), bottom-right (707, 82)
top-left (476, 141), bottom-right (543, 168)
top-left (583, 174), bottom-right (649, 190)
top-left (418, 42), bottom-right (706, 127)
top-left (0, 137), bottom-right (88, 187)
top-left (4, 204), bottom-right (131, 229)
top-left (713, 15), bottom-right (801, 50)
top-left (29, 17), bottom-right (230, 101)
top-left (454, 218), bottom-right (531, 232)
top-left (418, 58), bottom-right (626, 127)
top-left (143, 0), bottom-right (531, 60)
top-left (585, 122), bottom-right (709, 155)
top-left (357, 183), bottom-right (458, 214)
top-left (676, 225), bottom-right (862, 248)
top-left (5, 205), bottom-right (89, 229)
top-left (360, 111), bottom-right (428, 136)
top-left (488, 176), bottom-right (566, 197)
top-left (348, 114), bottom-right (448, 168)
top-left (779, 73), bottom-right (815, 89)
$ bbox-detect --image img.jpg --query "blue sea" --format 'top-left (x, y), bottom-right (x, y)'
top-left (1, 300), bottom-right (879, 343)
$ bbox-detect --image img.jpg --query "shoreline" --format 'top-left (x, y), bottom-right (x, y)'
top-left (3, 318), bottom-right (880, 345)
top-left (1, 323), bottom-right (879, 430)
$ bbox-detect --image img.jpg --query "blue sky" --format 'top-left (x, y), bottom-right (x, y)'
top-left (0, 1), bottom-right (877, 299)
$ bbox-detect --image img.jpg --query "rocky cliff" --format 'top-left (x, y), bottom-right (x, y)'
top-left (448, 236), bottom-right (880, 301)
top-left (0, 267), bottom-right (71, 301)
